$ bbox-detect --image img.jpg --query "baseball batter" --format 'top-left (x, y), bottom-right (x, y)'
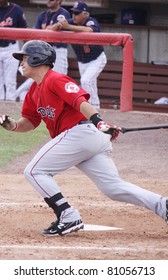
top-left (0, 40), bottom-right (167, 236)
top-left (0, 0), bottom-right (27, 101)
top-left (51, 1), bottom-right (107, 109)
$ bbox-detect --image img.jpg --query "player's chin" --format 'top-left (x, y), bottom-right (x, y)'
top-left (22, 69), bottom-right (29, 77)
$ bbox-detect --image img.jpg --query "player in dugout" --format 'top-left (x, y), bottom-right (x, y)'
top-left (0, 40), bottom-right (167, 236)
top-left (15, 0), bottom-right (70, 102)
top-left (0, 0), bottom-right (28, 101)
top-left (48, 1), bottom-right (107, 110)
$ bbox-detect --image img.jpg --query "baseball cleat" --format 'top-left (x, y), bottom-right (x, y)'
top-left (42, 219), bottom-right (84, 236)
top-left (165, 199), bottom-right (168, 224)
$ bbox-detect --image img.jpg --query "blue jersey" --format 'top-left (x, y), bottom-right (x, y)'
top-left (34, 7), bottom-right (71, 48)
top-left (0, 2), bottom-right (27, 46)
top-left (68, 17), bottom-right (104, 63)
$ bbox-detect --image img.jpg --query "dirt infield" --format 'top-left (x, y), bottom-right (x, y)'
top-left (0, 102), bottom-right (168, 260)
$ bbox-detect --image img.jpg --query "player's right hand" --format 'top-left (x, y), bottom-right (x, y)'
top-left (97, 121), bottom-right (121, 141)
top-left (0, 115), bottom-right (17, 131)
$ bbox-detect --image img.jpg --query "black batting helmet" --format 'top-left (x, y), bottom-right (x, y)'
top-left (12, 40), bottom-right (56, 68)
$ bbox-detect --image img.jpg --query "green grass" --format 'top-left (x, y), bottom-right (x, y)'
top-left (0, 115), bottom-right (49, 168)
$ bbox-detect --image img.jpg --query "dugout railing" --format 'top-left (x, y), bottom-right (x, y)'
top-left (0, 27), bottom-right (133, 112)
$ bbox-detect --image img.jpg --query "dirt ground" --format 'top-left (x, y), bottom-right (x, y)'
top-left (0, 101), bottom-right (168, 260)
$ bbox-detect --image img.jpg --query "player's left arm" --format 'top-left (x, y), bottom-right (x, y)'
top-left (0, 115), bottom-right (35, 132)
top-left (51, 20), bottom-right (93, 32)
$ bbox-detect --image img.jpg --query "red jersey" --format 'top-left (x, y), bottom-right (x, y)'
top-left (22, 70), bottom-right (90, 138)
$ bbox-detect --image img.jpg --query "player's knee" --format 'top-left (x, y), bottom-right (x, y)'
top-left (24, 165), bottom-right (32, 181)
top-left (24, 163), bottom-right (44, 182)
top-left (24, 163), bottom-right (38, 181)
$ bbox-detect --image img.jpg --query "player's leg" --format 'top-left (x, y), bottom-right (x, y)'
top-left (24, 130), bottom-right (84, 235)
top-left (52, 47), bottom-right (68, 75)
top-left (77, 152), bottom-right (167, 222)
top-left (78, 52), bottom-right (107, 109)
top-left (4, 43), bottom-right (19, 101)
top-left (24, 124), bottom-right (108, 196)
top-left (78, 61), bottom-right (100, 108)
top-left (0, 50), bottom-right (5, 100)
top-left (24, 124), bottom-right (110, 235)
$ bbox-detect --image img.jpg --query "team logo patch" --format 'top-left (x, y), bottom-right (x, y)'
top-left (57, 14), bottom-right (65, 22)
top-left (65, 82), bottom-right (79, 93)
top-left (86, 21), bottom-right (95, 27)
top-left (73, 2), bottom-right (78, 8)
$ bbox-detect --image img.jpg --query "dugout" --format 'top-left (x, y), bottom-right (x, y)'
top-left (11, 1), bottom-right (168, 111)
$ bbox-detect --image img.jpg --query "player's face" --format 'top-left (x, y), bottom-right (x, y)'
top-left (72, 12), bottom-right (88, 25)
top-left (47, 0), bottom-right (61, 9)
top-left (20, 55), bottom-right (32, 78)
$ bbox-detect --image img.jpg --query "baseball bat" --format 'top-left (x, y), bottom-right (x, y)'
top-left (120, 124), bottom-right (168, 134)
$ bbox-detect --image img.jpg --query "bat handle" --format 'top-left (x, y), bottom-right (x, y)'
top-left (119, 127), bottom-right (126, 133)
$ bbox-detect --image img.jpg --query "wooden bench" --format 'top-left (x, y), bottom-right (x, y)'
top-left (68, 58), bottom-right (168, 113)
top-left (132, 62), bottom-right (168, 113)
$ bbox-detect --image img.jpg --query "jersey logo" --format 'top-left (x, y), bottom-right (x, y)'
top-left (37, 106), bottom-right (55, 119)
top-left (65, 82), bottom-right (80, 93)
top-left (57, 14), bottom-right (66, 22)
top-left (86, 20), bottom-right (95, 27)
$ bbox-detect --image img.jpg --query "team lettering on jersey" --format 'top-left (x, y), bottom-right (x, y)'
top-left (0, 17), bottom-right (13, 27)
top-left (83, 45), bottom-right (90, 53)
top-left (37, 106), bottom-right (56, 119)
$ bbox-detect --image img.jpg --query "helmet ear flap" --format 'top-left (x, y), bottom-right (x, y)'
top-left (28, 53), bottom-right (49, 67)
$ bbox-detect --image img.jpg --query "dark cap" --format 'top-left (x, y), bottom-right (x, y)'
top-left (70, 1), bottom-right (88, 13)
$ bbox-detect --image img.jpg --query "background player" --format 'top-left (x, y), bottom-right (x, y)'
top-left (35, 0), bottom-right (70, 74)
top-left (0, 40), bottom-right (167, 236)
top-left (0, 0), bottom-right (27, 101)
top-left (16, 0), bottom-right (70, 102)
top-left (50, 1), bottom-right (107, 109)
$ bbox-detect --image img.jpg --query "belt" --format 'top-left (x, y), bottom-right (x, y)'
top-left (0, 41), bottom-right (16, 47)
top-left (78, 120), bottom-right (92, 125)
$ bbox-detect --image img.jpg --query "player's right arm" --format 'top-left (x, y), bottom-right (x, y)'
top-left (0, 115), bottom-right (35, 132)
top-left (79, 101), bottom-right (120, 141)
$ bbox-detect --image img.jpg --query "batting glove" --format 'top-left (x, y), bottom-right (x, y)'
top-left (97, 121), bottom-right (121, 141)
top-left (0, 115), bottom-right (18, 131)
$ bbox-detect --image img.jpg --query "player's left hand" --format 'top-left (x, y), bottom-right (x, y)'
top-left (58, 19), bottom-right (69, 30)
top-left (0, 115), bottom-right (17, 131)
top-left (97, 121), bottom-right (121, 141)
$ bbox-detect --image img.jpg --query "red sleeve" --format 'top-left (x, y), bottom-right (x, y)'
top-left (48, 74), bottom-right (90, 110)
top-left (73, 96), bottom-right (89, 111)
